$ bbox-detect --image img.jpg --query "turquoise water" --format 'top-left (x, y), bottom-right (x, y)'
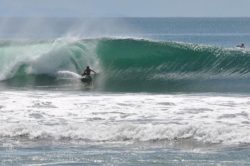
top-left (1, 39), bottom-right (250, 92)
top-left (1, 18), bottom-right (250, 165)
top-left (2, 144), bottom-right (250, 166)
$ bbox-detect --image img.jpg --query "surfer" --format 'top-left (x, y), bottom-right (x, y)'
top-left (81, 66), bottom-right (96, 83)
top-left (82, 66), bottom-right (96, 76)
top-left (236, 43), bottom-right (245, 48)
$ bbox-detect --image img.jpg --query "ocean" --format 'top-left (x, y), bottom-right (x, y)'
top-left (1, 17), bottom-right (250, 165)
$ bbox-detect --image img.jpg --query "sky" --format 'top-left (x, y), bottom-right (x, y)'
top-left (1, 0), bottom-right (250, 17)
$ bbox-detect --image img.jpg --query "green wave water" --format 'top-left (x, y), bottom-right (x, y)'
top-left (0, 38), bottom-right (250, 92)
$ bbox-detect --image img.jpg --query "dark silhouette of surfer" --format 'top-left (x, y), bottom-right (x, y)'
top-left (236, 43), bottom-right (245, 48)
top-left (82, 66), bottom-right (96, 76)
top-left (81, 66), bottom-right (96, 83)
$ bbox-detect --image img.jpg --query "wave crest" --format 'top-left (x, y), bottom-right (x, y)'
top-left (0, 38), bottom-right (250, 92)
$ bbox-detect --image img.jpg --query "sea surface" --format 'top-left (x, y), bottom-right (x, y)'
top-left (1, 18), bottom-right (250, 165)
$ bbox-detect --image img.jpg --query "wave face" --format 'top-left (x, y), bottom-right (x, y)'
top-left (0, 38), bottom-right (250, 92)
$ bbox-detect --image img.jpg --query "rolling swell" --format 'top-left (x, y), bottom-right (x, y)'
top-left (97, 39), bottom-right (250, 92)
top-left (0, 38), bottom-right (250, 92)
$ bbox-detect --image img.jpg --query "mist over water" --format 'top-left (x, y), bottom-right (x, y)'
top-left (0, 17), bottom-right (140, 39)
top-left (0, 17), bottom-right (250, 46)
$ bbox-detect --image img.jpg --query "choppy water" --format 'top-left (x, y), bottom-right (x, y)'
top-left (1, 91), bottom-right (250, 144)
top-left (1, 18), bottom-right (250, 165)
top-left (1, 91), bottom-right (250, 165)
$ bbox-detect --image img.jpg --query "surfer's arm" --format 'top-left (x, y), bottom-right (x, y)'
top-left (91, 69), bottom-right (97, 74)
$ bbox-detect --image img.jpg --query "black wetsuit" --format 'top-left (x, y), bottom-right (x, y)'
top-left (81, 68), bottom-right (92, 83)
top-left (83, 68), bottom-right (91, 76)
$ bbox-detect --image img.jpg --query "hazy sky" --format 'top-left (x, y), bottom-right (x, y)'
top-left (1, 0), bottom-right (250, 17)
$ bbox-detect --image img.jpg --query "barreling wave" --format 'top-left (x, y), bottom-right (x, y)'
top-left (0, 38), bottom-right (250, 92)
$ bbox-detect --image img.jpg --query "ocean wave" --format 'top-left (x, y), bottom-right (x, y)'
top-left (2, 122), bottom-right (249, 145)
top-left (0, 38), bottom-right (250, 92)
top-left (0, 92), bottom-right (250, 146)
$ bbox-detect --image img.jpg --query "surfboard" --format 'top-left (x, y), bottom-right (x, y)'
top-left (81, 76), bottom-right (92, 83)
top-left (56, 70), bottom-right (97, 85)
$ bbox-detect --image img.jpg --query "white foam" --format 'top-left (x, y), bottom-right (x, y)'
top-left (0, 91), bottom-right (250, 146)
top-left (0, 38), bottom-right (101, 81)
top-left (56, 70), bottom-right (82, 79)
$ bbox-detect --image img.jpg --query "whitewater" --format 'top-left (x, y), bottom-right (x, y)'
top-left (1, 18), bottom-right (250, 165)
